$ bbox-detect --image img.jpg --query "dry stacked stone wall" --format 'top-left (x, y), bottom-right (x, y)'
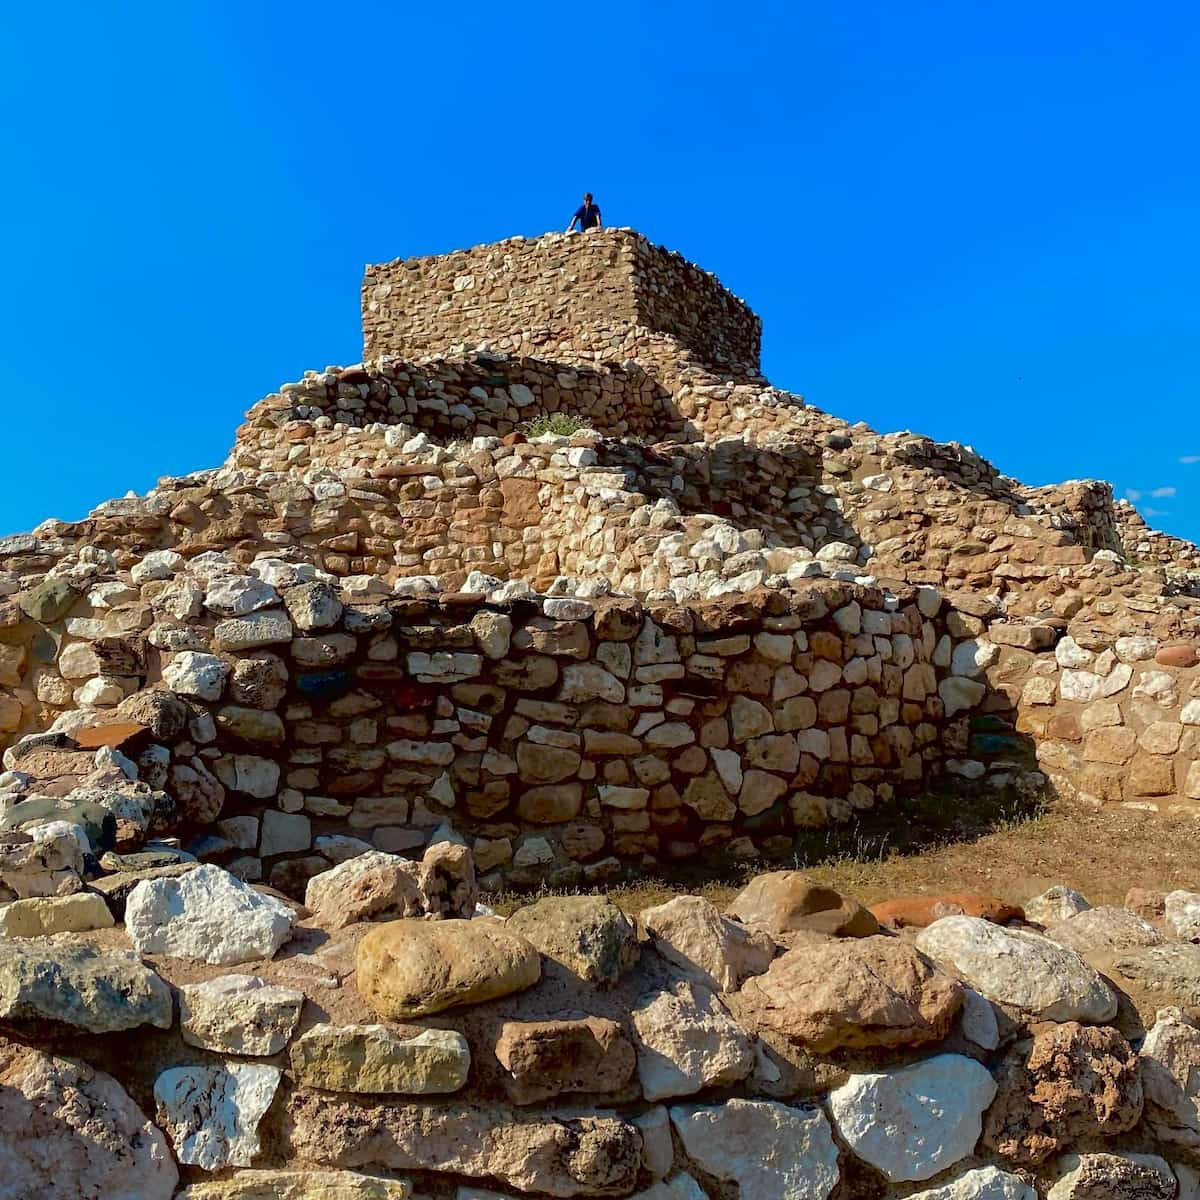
top-left (1, 565), bottom-right (1014, 892)
top-left (362, 228), bottom-right (762, 375)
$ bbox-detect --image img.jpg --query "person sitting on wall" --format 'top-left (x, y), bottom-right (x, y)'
top-left (566, 193), bottom-right (602, 233)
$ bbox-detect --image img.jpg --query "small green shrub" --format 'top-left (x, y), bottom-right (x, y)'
top-left (519, 412), bottom-right (587, 438)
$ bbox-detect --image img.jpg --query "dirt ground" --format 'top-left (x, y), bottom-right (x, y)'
top-left (492, 787), bottom-right (1200, 918)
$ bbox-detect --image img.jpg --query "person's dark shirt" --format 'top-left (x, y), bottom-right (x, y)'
top-left (574, 202), bottom-right (601, 229)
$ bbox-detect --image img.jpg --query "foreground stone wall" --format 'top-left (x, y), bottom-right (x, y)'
top-left (7, 845), bottom-right (1200, 1199)
top-left (362, 229), bottom-right (762, 375)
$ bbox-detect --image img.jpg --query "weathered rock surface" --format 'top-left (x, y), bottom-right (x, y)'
top-left (178, 1172), bottom-right (411, 1199)
top-left (668, 1098), bottom-right (840, 1200)
top-left (290, 1024), bottom-right (470, 1094)
top-left (156, 1062), bottom-right (281, 1171)
top-left (915, 915), bottom-right (1117, 1022)
top-left (1044, 906), bottom-right (1163, 953)
top-left (827, 1053), bottom-right (997, 1182)
top-left (1025, 885), bottom-right (1091, 927)
top-left (982, 1022), bottom-right (1143, 1164)
top-left (126, 863), bottom-right (295, 964)
top-left (0, 891), bottom-right (114, 937)
top-left (305, 843), bottom-right (476, 930)
top-left (1114, 943), bottom-right (1200, 1004)
top-left (285, 1095), bottom-right (643, 1196)
top-left (641, 894), bottom-right (774, 992)
top-left (633, 980), bottom-right (755, 1101)
top-left (1139, 1006), bottom-right (1200, 1147)
top-left (1165, 890), bottom-right (1200, 941)
top-left (495, 1017), bottom-right (636, 1104)
top-left (1046, 1152), bottom-right (1175, 1199)
top-left (180, 974), bottom-right (305, 1056)
top-left (734, 935), bottom-right (961, 1052)
top-left (506, 895), bottom-right (639, 986)
top-left (0, 940), bottom-right (171, 1032)
top-left (907, 1167), bottom-right (1037, 1200)
top-left (0, 827), bottom-right (85, 900)
top-left (725, 871), bottom-right (877, 937)
top-left (356, 918), bottom-right (540, 1017)
top-left (0, 1039), bottom-right (178, 1200)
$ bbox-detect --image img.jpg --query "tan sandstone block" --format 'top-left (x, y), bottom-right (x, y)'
top-left (1127, 755), bottom-right (1176, 797)
top-left (1139, 722), bottom-right (1183, 755)
top-left (1083, 727), bottom-right (1137, 765)
top-left (1080, 764), bottom-right (1124, 803)
top-left (1080, 701), bottom-right (1123, 731)
top-left (1185, 760), bottom-right (1200, 801)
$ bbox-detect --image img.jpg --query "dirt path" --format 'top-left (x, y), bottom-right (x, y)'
top-left (493, 790), bottom-right (1200, 917)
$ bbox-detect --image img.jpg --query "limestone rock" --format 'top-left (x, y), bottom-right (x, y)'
top-left (735, 935), bottom-right (962, 1053)
top-left (1045, 906), bottom-right (1163, 953)
top-left (285, 1095), bottom-right (642, 1196)
top-left (285, 581), bottom-right (344, 631)
top-left (206, 575), bottom-right (280, 616)
top-left (495, 1017), bottom-right (636, 1104)
top-left (1046, 1153), bottom-right (1175, 1200)
top-left (827, 1053), bottom-right (998, 1183)
top-left (180, 974), bottom-right (305, 1056)
top-left (668, 1098), bottom-right (840, 1200)
top-left (1115, 943), bottom-right (1200, 1004)
top-left (305, 843), bottom-right (476, 930)
top-left (624, 1175), bottom-right (707, 1200)
top-left (0, 826), bottom-right (85, 900)
top-left (907, 1167), bottom-right (1036, 1200)
top-left (290, 1024), bottom-right (470, 1094)
top-left (156, 1062), bottom-right (281, 1171)
top-left (17, 577), bottom-right (81, 622)
top-left (982, 1022), bottom-right (1143, 1164)
top-left (178, 1172), bottom-right (410, 1199)
top-left (725, 871), bottom-right (878, 937)
top-left (163, 651), bottom-right (228, 700)
top-left (1025, 885), bottom-right (1091, 926)
top-left (126, 863), bottom-right (296, 965)
top-left (0, 940), bottom-right (171, 1032)
top-left (0, 891), bottom-right (113, 937)
top-left (356, 918), bottom-right (540, 1017)
top-left (1166, 890), bottom-right (1200, 941)
top-left (641, 895), bottom-right (775, 992)
top-left (0, 1039), bottom-right (177, 1199)
top-left (633, 980), bottom-right (755, 1101)
top-left (506, 894), bottom-right (639, 986)
top-left (171, 759), bottom-right (227, 823)
top-left (1140, 1007), bottom-right (1200, 1148)
top-left (915, 915), bottom-right (1117, 1022)
top-left (214, 608), bottom-right (294, 651)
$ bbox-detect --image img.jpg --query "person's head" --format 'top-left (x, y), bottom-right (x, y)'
top-left (583, 192), bottom-right (593, 205)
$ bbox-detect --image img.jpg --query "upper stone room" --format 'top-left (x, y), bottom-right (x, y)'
top-left (361, 228), bottom-right (763, 377)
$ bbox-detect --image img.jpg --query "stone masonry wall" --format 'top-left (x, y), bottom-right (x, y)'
top-left (362, 229), bottom-right (762, 375)
top-left (0, 558), bottom-right (1016, 892)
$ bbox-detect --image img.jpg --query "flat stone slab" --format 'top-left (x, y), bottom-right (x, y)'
top-left (289, 1024), bottom-right (470, 1094)
top-left (0, 941), bottom-right (171, 1033)
top-left (669, 1098), bottom-right (840, 1200)
top-left (827, 1053), bottom-right (998, 1183)
top-left (285, 1096), bottom-right (642, 1196)
top-left (180, 975), bottom-right (305, 1057)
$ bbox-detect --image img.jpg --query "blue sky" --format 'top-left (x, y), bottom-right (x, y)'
top-left (3, 2), bottom-right (1198, 542)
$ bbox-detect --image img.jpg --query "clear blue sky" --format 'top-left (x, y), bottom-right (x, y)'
top-left (3, 2), bottom-right (1198, 543)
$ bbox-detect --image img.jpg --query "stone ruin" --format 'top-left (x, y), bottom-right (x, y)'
top-left (2, 228), bottom-right (1200, 1198)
